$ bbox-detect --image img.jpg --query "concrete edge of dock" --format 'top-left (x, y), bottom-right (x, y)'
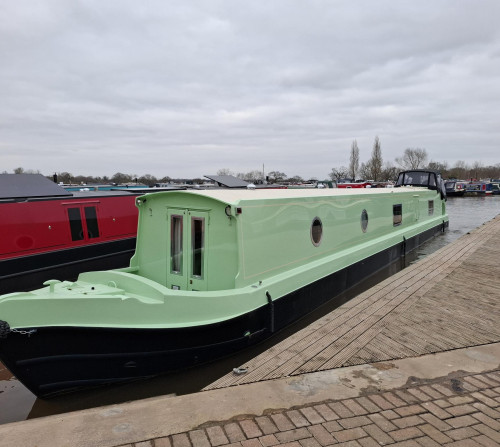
top-left (1, 342), bottom-right (499, 447)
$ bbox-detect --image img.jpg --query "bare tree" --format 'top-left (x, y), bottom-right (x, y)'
top-left (267, 171), bottom-right (287, 183)
top-left (217, 168), bottom-right (234, 176)
top-left (427, 160), bottom-right (448, 174)
top-left (381, 162), bottom-right (399, 181)
top-left (449, 160), bottom-right (468, 179)
top-left (287, 175), bottom-right (304, 184)
top-left (111, 172), bottom-right (133, 184)
top-left (349, 140), bottom-right (359, 180)
top-left (358, 161), bottom-right (371, 180)
top-left (237, 170), bottom-right (264, 183)
top-left (57, 171), bottom-right (73, 183)
top-left (328, 166), bottom-right (349, 182)
top-left (396, 148), bottom-right (428, 170)
top-left (471, 161), bottom-right (483, 180)
top-left (138, 174), bottom-right (158, 186)
top-left (368, 136), bottom-right (383, 181)
top-left (483, 163), bottom-right (500, 179)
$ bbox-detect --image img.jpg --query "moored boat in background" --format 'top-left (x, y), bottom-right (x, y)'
top-left (444, 180), bottom-right (467, 197)
top-left (0, 170), bottom-right (448, 397)
top-left (490, 180), bottom-right (500, 195)
top-left (465, 181), bottom-right (493, 195)
top-left (0, 174), bottom-right (140, 294)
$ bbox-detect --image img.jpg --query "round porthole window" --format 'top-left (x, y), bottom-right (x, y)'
top-left (311, 217), bottom-right (323, 246)
top-left (361, 209), bottom-right (369, 233)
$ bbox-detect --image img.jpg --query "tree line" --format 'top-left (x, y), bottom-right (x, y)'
top-left (328, 136), bottom-right (500, 183)
top-left (5, 168), bottom-right (180, 187)
top-left (5, 140), bottom-right (499, 186)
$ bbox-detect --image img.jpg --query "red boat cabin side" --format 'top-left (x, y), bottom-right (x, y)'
top-left (0, 195), bottom-right (138, 261)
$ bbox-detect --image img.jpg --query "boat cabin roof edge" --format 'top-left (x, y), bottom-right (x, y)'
top-left (136, 184), bottom-right (437, 208)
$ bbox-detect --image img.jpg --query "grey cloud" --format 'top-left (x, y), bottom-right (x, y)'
top-left (0, 0), bottom-right (499, 178)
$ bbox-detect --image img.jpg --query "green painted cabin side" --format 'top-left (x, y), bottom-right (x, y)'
top-left (0, 185), bottom-right (447, 329)
top-left (130, 187), bottom-right (447, 293)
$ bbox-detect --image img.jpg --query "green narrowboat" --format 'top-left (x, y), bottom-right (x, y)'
top-left (0, 170), bottom-right (448, 397)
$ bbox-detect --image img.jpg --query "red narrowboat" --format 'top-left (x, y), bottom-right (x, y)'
top-left (0, 174), bottom-right (140, 294)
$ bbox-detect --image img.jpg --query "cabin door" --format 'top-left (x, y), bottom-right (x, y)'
top-left (166, 209), bottom-right (209, 291)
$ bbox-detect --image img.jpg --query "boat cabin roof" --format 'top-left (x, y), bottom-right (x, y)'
top-left (0, 174), bottom-right (72, 200)
top-left (0, 173), bottom-right (142, 202)
top-left (142, 185), bottom-right (425, 207)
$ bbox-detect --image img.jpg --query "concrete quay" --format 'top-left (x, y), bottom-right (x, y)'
top-left (0, 345), bottom-right (499, 447)
top-left (0, 215), bottom-right (499, 447)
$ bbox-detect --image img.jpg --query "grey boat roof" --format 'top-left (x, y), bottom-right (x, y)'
top-left (0, 174), bottom-right (72, 200)
top-left (204, 175), bottom-right (249, 188)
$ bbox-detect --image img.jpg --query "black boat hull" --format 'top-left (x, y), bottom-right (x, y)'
top-left (0, 238), bottom-right (136, 294)
top-left (0, 222), bottom-right (446, 397)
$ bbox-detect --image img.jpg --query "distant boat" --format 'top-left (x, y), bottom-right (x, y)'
top-left (0, 170), bottom-right (448, 397)
top-left (465, 181), bottom-right (494, 195)
top-left (445, 180), bottom-right (467, 197)
top-left (0, 174), bottom-right (140, 294)
top-left (491, 180), bottom-right (500, 195)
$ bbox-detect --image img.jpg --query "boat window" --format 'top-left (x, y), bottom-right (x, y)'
top-left (171, 215), bottom-right (183, 274)
top-left (191, 217), bottom-right (204, 278)
top-left (68, 207), bottom-right (84, 241)
top-left (396, 171), bottom-right (432, 187)
top-left (429, 174), bottom-right (436, 188)
top-left (361, 210), bottom-right (368, 233)
top-left (428, 200), bottom-right (434, 215)
top-left (84, 206), bottom-right (100, 239)
top-left (393, 204), bottom-right (402, 226)
top-left (311, 217), bottom-right (323, 246)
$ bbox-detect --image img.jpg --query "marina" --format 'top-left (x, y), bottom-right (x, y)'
top-left (2, 2), bottom-right (500, 445)
top-left (0, 194), bottom-right (498, 411)
top-left (0, 170), bottom-right (448, 398)
top-left (0, 198), bottom-right (498, 446)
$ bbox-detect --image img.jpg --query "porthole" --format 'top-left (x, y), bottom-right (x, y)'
top-left (361, 209), bottom-right (368, 233)
top-left (311, 217), bottom-right (323, 246)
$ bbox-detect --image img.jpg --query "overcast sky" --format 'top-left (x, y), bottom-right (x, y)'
top-left (1, 1), bottom-right (499, 179)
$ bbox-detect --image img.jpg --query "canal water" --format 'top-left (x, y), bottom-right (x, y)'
top-left (1, 196), bottom-right (500, 425)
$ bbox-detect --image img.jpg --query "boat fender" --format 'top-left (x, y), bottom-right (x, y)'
top-left (402, 236), bottom-right (407, 257)
top-left (0, 320), bottom-right (10, 339)
top-left (233, 367), bottom-right (248, 375)
top-left (266, 291), bottom-right (275, 333)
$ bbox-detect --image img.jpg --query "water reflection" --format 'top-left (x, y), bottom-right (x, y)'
top-left (414, 196), bottom-right (500, 258)
top-left (0, 369), bottom-right (35, 424)
top-left (2, 196), bottom-right (500, 424)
